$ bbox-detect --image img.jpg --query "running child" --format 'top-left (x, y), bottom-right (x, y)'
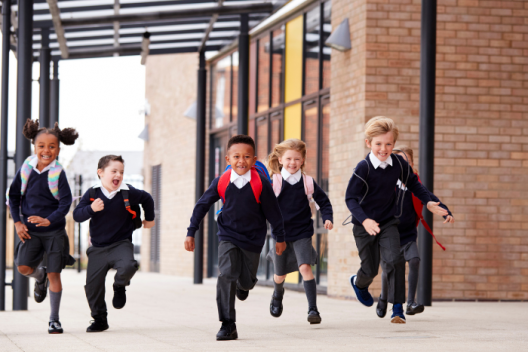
top-left (185, 135), bottom-right (286, 341)
top-left (376, 146), bottom-right (454, 318)
top-left (266, 139), bottom-right (333, 324)
top-left (73, 155), bottom-right (155, 333)
top-left (8, 119), bottom-right (79, 334)
top-left (345, 116), bottom-right (449, 324)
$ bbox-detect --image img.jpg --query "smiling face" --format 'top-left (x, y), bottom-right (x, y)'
top-left (97, 160), bottom-right (124, 192)
top-left (34, 133), bottom-right (60, 170)
top-left (366, 131), bottom-right (395, 162)
top-left (278, 149), bottom-right (304, 175)
top-left (225, 143), bottom-right (257, 176)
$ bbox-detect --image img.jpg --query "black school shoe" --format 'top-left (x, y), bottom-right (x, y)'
top-left (269, 289), bottom-right (284, 318)
top-left (307, 306), bottom-right (321, 324)
top-left (48, 321), bottom-right (63, 334)
top-left (406, 301), bottom-right (425, 315)
top-left (216, 321), bottom-right (238, 341)
top-left (34, 269), bottom-right (49, 303)
top-left (86, 318), bottom-right (109, 333)
top-left (113, 285), bottom-right (127, 309)
top-left (236, 287), bottom-right (249, 301)
top-left (376, 295), bottom-right (387, 318)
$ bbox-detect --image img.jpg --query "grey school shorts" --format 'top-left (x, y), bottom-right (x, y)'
top-left (267, 237), bottom-right (318, 276)
top-left (401, 241), bottom-right (420, 261)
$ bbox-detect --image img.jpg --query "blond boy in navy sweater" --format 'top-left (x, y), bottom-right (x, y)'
top-left (185, 135), bottom-right (286, 341)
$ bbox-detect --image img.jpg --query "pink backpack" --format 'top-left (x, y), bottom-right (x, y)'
top-left (272, 173), bottom-right (320, 210)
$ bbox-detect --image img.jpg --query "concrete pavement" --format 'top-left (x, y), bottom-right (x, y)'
top-left (0, 269), bottom-right (526, 351)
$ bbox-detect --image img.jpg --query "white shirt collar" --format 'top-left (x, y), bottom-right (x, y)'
top-left (93, 180), bottom-right (129, 200)
top-left (281, 168), bottom-right (302, 185)
top-left (369, 152), bottom-right (393, 169)
top-left (230, 169), bottom-right (251, 183)
top-left (29, 157), bottom-right (56, 175)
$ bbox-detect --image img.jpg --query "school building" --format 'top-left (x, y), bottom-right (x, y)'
top-left (140, 0), bottom-right (528, 301)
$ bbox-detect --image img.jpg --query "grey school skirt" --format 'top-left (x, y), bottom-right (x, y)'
top-left (267, 237), bottom-right (318, 276)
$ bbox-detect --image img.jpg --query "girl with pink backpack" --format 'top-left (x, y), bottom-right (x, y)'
top-left (266, 139), bottom-right (333, 324)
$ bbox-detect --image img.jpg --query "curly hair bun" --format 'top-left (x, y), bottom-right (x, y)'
top-left (59, 127), bottom-right (79, 145)
top-left (22, 119), bottom-right (40, 141)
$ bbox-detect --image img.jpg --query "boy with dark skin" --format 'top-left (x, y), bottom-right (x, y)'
top-left (186, 135), bottom-right (286, 341)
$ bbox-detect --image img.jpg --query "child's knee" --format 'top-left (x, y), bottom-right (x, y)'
top-left (47, 272), bottom-right (61, 283)
top-left (121, 261), bottom-right (138, 277)
top-left (299, 264), bottom-right (314, 279)
top-left (17, 265), bottom-right (33, 276)
top-left (274, 274), bottom-right (286, 283)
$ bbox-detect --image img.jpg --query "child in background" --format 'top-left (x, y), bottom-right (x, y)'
top-left (8, 119), bottom-right (78, 334)
top-left (376, 146), bottom-right (454, 318)
top-left (345, 116), bottom-right (449, 324)
top-left (266, 139), bottom-right (333, 324)
top-left (73, 155), bottom-right (155, 333)
top-left (185, 135), bottom-right (286, 341)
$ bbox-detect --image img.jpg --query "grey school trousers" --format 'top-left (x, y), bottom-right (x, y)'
top-left (85, 240), bottom-right (138, 319)
top-left (353, 218), bottom-right (406, 304)
top-left (217, 241), bottom-right (260, 323)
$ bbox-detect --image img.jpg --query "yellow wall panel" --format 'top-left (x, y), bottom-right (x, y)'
top-left (285, 15), bottom-right (303, 103)
top-left (284, 103), bottom-right (302, 140)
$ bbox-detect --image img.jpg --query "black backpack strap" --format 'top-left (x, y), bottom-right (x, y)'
top-left (89, 187), bottom-right (96, 202)
top-left (121, 189), bottom-right (137, 219)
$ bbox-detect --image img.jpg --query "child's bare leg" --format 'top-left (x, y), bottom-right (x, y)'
top-left (299, 264), bottom-right (314, 281)
top-left (17, 265), bottom-right (34, 276)
top-left (273, 274), bottom-right (286, 297)
top-left (274, 274), bottom-right (286, 284)
top-left (18, 265), bottom-right (46, 283)
top-left (48, 273), bottom-right (62, 292)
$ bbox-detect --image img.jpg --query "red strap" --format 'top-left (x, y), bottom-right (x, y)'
top-left (411, 174), bottom-right (446, 251)
top-left (126, 206), bottom-right (137, 219)
top-left (217, 170), bottom-right (231, 203)
top-left (249, 168), bottom-right (262, 203)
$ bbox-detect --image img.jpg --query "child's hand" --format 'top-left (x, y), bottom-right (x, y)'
top-left (184, 237), bottom-right (195, 252)
top-left (276, 241), bottom-right (287, 255)
top-left (362, 219), bottom-right (380, 236)
top-left (91, 198), bottom-right (104, 212)
top-left (14, 221), bottom-right (30, 243)
top-left (444, 215), bottom-right (455, 224)
top-left (427, 202), bottom-right (448, 217)
top-left (324, 220), bottom-right (333, 230)
top-left (27, 216), bottom-right (50, 227)
top-left (143, 220), bottom-right (155, 229)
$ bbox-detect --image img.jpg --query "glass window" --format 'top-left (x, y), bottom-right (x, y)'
top-left (303, 104), bottom-right (318, 179)
top-left (304, 6), bottom-right (320, 96)
top-left (231, 52), bottom-right (239, 123)
top-left (213, 56), bottom-right (231, 128)
top-left (257, 36), bottom-right (270, 112)
top-left (256, 117), bottom-right (269, 162)
top-left (271, 28), bottom-right (285, 107)
top-left (270, 113), bottom-right (282, 148)
top-left (322, 1), bottom-right (332, 89)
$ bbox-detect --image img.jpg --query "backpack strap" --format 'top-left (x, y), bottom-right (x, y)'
top-left (121, 189), bottom-right (137, 219)
top-left (272, 173), bottom-right (283, 197)
top-left (303, 174), bottom-right (320, 210)
top-left (412, 174), bottom-right (445, 251)
top-left (249, 168), bottom-right (263, 203)
top-left (19, 156), bottom-right (35, 197)
top-left (89, 187), bottom-right (96, 202)
top-left (47, 161), bottom-right (63, 200)
top-left (217, 169), bottom-right (231, 204)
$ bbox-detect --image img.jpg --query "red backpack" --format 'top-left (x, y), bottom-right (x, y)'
top-left (411, 174), bottom-right (446, 251)
top-left (217, 160), bottom-right (271, 206)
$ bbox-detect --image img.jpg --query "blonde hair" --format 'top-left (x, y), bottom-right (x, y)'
top-left (266, 139), bottom-right (307, 176)
top-left (393, 145), bottom-right (417, 174)
top-left (365, 116), bottom-right (399, 143)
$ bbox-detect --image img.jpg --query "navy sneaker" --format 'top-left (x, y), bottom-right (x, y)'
top-left (349, 275), bottom-right (374, 307)
top-left (391, 303), bottom-right (406, 324)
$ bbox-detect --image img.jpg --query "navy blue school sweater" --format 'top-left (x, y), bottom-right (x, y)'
top-left (8, 169), bottom-right (72, 233)
top-left (187, 173), bottom-right (285, 253)
top-left (73, 184), bottom-right (155, 247)
top-left (397, 182), bottom-right (452, 246)
top-left (274, 177), bottom-right (333, 242)
top-left (345, 154), bottom-right (432, 226)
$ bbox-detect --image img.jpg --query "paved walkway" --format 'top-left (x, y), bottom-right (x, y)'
top-left (0, 270), bottom-right (526, 351)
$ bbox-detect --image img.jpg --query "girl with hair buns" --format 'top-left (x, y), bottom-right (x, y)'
top-left (266, 138), bottom-right (333, 324)
top-left (8, 119), bottom-right (79, 334)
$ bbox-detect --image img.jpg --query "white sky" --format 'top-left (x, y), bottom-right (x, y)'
top-left (1, 32), bottom-right (147, 167)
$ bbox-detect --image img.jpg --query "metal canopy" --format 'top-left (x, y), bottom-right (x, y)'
top-left (4, 0), bottom-right (279, 60)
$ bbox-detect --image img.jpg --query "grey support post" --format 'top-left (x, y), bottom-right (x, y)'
top-left (39, 28), bottom-right (51, 128)
top-left (236, 14), bottom-right (249, 135)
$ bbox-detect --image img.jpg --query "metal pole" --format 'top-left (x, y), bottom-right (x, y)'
top-left (39, 28), bottom-right (51, 128)
top-left (77, 175), bottom-right (82, 273)
top-left (13, 0), bottom-right (34, 311)
top-left (0, 0), bottom-right (11, 312)
top-left (237, 13), bottom-right (249, 135)
top-left (49, 59), bottom-right (60, 126)
top-left (193, 51), bottom-right (206, 284)
top-left (417, 0), bottom-right (437, 307)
